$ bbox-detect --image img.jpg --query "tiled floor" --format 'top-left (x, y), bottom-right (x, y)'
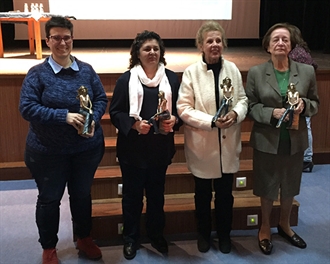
top-left (0, 165), bottom-right (329, 264)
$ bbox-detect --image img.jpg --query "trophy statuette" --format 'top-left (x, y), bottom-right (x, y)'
top-left (276, 83), bottom-right (299, 129)
top-left (76, 86), bottom-right (94, 135)
top-left (148, 90), bottom-right (171, 134)
top-left (213, 77), bottom-right (234, 122)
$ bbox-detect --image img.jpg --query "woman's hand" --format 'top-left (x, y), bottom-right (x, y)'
top-left (80, 121), bottom-right (95, 138)
top-left (294, 98), bottom-right (305, 115)
top-left (66, 112), bottom-right (85, 131)
top-left (215, 111), bottom-right (237, 129)
top-left (133, 120), bottom-right (151, 135)
top-left (160, 115), bottom-right (176, 133)
top-left (273, 108), bottom-right (290, 121)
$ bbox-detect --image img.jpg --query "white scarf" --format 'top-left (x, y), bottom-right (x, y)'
top-left (129, 63), bottom-right (172, 120)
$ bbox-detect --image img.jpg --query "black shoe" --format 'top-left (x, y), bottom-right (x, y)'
top-left (197, 234), bottom-right (210, 253)
top-left (123, 243), bottom-right (137, 260)
top-left (219, 236), bottom-right (231, 254)
top-left (277, 225), bottom-right (307, 249)
top-left (303, 161), bottom-right (314, 172)
top-left (150, 236), bottom-right (168, 254)
top-left (259, 238), bottom-right (273, 255)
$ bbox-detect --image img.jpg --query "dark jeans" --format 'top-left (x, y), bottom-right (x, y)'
top-left (120, 163), bottom-right (167, 244)
top-left (25, 143), bottom-right (104, 249)
top-left (194, 174), bottom-right (234, 239)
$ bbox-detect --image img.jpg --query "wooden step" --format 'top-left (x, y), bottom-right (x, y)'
top-left (103, 134), bottom-right (186, 149)
top-left (0, 159), bottom-right (253, 189)
top-left (91, 190), bottom-right (299, 243)
top-left (101, 112), bottom-right (253, 133)
top-left (0, 161), bottom-right (31, 180)
top-left (94, 160), bottom-right (253, 180)
top-left (92, 162), bottom-right (194, 199)
top-left (106, 92), bottom-right (113, 99)
top-left (91, 160), bottom-right (254, 199)
top-left (99, 132), bottom-right (252, 166)
top-left (103, 133), bottom-right (250, 148)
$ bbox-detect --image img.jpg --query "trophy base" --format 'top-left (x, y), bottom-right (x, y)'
top-left (286, 112), bottom-right (299, 130)
top-left (78, 125), bottom-right (92, 135)
top-left (157, 130), bottom-right (169, 135)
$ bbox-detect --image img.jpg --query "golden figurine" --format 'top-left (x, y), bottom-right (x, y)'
top-left (148, 90), bottom-right (171, 134)
top-left (276, 83), bottom-right (299, 129)
top-left (77, 86), bottom-right (93, 135)
top-left (213, 77), bottom-right (234, 122)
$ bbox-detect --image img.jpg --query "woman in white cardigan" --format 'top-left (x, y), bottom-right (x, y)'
top-left (177, 21), bottom-right (248, 254)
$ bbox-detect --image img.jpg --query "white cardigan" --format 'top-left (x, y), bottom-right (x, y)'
top-left (177, 58), bottom-right (248, 179)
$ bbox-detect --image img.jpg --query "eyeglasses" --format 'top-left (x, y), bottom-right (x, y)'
top-left (48, 35), bottom-right (73, 43)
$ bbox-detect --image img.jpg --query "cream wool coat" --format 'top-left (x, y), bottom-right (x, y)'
top-left (177, 58), bottom-right (248, 179)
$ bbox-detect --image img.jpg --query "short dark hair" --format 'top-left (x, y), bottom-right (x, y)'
top-left (128, 30), bottom-right (166, 69)
top-left (45, 16), bottom-right (73, 38)
top-left (262, 22), bottom-right (292, 54)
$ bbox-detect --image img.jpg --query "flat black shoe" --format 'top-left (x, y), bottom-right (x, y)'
top-left (259, 238), bottom-right (273, 255)
top-left (219, 237), bottom-right (231, 254)
top-left (277, 225), bottom-right (307, 249)
top-left (197, 235), bottom-right (211, 253)
top-left (150, 236), bottom-right (168, 254)
top-left (303, 161), bottom-right (314, 172)
top-left (123, 243), bottom-right (136, 260)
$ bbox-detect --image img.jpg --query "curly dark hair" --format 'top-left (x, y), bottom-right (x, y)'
top-left (128, 30), bottom-right (167, 69)
top-left (45, 16), bottom-right (73, 38)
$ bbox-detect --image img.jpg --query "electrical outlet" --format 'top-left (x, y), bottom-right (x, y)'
top-left (236, 177), bottom-right (246, 188)
top-left (118, 223), bottom-right (123, 234)
top-left (247, 214), bottom-right (258, 226)
top-left (118, 184), bottom-right (123, 195)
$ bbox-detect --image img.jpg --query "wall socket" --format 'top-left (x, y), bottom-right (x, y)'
top-left (247, 214), bottom-right (258, 226)
top-left (236, 177), bottom-right (247, 188)
top-left (118, 223), bottom-right (123, 234)
top-left (118, 184), bottom-right (123, 195)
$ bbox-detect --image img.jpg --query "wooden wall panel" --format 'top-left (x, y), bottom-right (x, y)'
top-left (312, 70), bottom-right (330, 153)
top-left (1, 69), bottom-right (329, 180)
top-left (0, 75), bottom-right (28, 163)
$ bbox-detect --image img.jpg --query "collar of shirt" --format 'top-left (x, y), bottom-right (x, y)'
top-left (48, 55), bottom-right (79, 74)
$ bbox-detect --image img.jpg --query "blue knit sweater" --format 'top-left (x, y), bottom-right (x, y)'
top-left (19, 57), bottom-right (108, 154)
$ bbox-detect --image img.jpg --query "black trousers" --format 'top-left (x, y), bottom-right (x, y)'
top-left (25, 143), bottom-right (104, 249)
top-left (194, 174), bottom-right (234, 239)
top-left (120, 163), bottom-right (167, 244)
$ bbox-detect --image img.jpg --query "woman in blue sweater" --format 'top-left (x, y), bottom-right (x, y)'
top-left (19, 16), bottom-right (108, 264)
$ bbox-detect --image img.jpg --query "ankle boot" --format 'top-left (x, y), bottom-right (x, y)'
top-left (42, 248), bottom-right (59, 264)
top-left (77, 236), bottom-right (102, 260)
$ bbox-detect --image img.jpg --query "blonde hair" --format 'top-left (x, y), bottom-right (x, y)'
top-left (195, 21), bottom-right (227, 49)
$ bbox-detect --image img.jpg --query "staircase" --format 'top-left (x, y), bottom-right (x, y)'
top-left (90, 89), bottom-right (299, 244)
top-left (0, 73), bottom-right (299, 245)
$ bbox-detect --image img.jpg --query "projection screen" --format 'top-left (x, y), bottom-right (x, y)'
top-left (12, 0), bottom-right (260, 40)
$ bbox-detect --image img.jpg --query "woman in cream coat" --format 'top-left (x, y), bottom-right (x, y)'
top-left (177, 21), bottom-right (247, 254)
